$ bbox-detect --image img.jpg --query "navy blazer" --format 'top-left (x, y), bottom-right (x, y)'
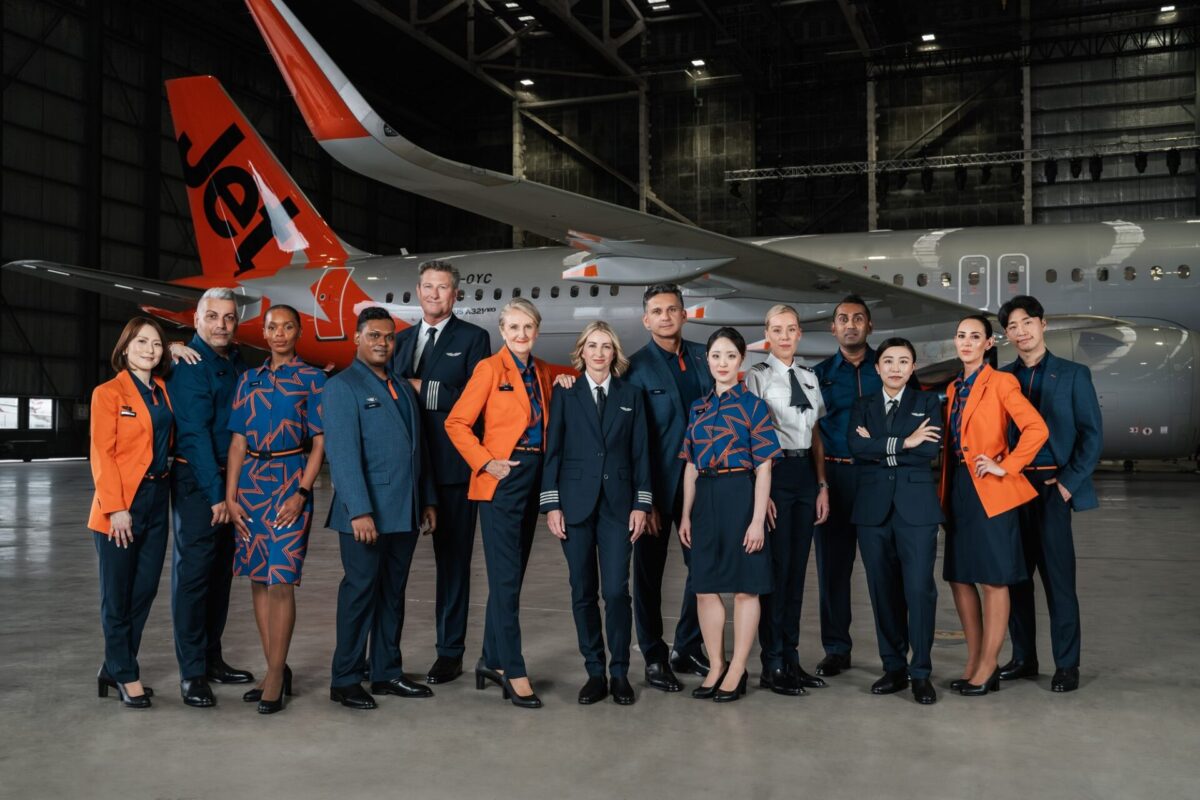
top-left (323, 359), bottom-right (435, 535)
top-left (539, 376), bottom-right (654, 525)
top-left (624, 339), bottom-right (713, 516)
top-left (389, 315), bottom-right (491, 486)
top-left (1000, 351), bottom-right (1103, 512)
top-left (846, 389), bottom-right (945, 527)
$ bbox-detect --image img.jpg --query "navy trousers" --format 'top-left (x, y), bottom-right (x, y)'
top-left (479, 451), bottom-right (541, 679)
top-left (561, 497), bottom-right (634, 678)
top-left (1010, 469), bottom-right (1082, 669)
top-left (632, 481), bottom-right (702, 664)
top-left (95, 479), bottom-right (170, 683)
top-left (170, 461), bottom-right (235, 679)
top-left (815, 460), bottom-right (858, 657)
top-left (431, 482), bottom-right (478, 659)
top-left (758, 455), bottom-right (817, 671)
top-left (330, 531), bottom-right (418, 687)
top-left (858, 510), bottom-right (938, 679)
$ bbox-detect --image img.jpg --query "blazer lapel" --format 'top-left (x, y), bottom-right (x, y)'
top-left (118, 370), bottom-right (156, 444)
top-left (644, 347), bottom-right (684, 413)
top-left (393, 327), bottom-right (418, 379)
top-left (685, 340), bottom-right (714, 391)
top-left (352, 359), bottom-right (405, 433)
top-left (422, 316), bottom-right (458, 377)
top-left (600, 378), bottom-right (623, 437)
top-left (1039, 352), bottom-right (1063, 415)
top-left (500, 351), bottom-right (531, 422)
top-left (894, 388), bottom-right (919, 435)
top-left (961, 364), bottom-right (991, 432)
top-left (575, 379), bottom-right (603, 441)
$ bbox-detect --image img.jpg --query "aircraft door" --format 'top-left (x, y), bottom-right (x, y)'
top-left (998, 253), bottom-right (1030, 303)
top-left (958, 255), bottom-right (990, 309)
top-left (314, 266), bottom-right (353, 341)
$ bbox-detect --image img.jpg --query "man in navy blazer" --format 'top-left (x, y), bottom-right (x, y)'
top-left (324, 307), bottom-right (437, 710)
top-left (623, 284), bottom-right (713, 690)
top-left (998, 295), bottom-right (1102, 693)
top-left (389, 260), bottom-right (490, 684)
top-left (847, 338), bottom-right (944, 705)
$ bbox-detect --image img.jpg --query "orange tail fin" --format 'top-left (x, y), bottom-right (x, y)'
top-left (164, 76), bottom-right (363, 280)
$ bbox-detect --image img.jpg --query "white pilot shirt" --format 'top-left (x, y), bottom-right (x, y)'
top-left (745, 353), bottom-right (825, 450)
top-left (585, 372), bottom-right (613, 408)
top-left (412, 316), bottom-right (452, 373)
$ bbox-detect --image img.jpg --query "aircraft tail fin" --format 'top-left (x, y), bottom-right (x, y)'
top-left (164, 76), bottom-right (366, 281)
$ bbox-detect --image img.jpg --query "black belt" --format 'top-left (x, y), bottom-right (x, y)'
top-left (512, 446), bottom-right (542, 454)
top-left (698, 466), bottom-right (750, 477)
top-left (143, 470), bottom-right (170, 482)
top-left (825, 456), bottom-right (853, 465)
top-left (780, 449), bottom-right (809, 459)
top-left (246, 447), bottom-right (305, 459)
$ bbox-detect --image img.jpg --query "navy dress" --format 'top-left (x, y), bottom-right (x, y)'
top-left (679, 383), bottom-right (782, 594)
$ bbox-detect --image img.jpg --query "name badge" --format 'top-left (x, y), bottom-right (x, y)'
top-left (248, 380), bottom-right (262, 387)
top-left (365, 396), bottom-right (382, 409)
top-left (216, 369), bottom-right (228, 377)
top-left (499, 384), bottom-right (515, 392)
top-left (119, 406), bottom-right (137, 417)
top-left (649, 389), bottom-right (666, 395)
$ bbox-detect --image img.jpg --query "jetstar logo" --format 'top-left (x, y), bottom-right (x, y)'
top-left (177, 123), bottom-right (301, 275)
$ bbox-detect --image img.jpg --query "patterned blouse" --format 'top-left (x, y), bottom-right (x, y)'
top-left (228, 357), bottom-right (326, 455)
top-left (679, 382), bottom-right (782, 470)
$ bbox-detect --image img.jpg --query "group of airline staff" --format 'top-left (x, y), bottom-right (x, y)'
top-left (88, 264), bottom-right (1101, 712)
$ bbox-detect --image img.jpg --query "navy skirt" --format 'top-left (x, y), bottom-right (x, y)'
top-left (690, 471), bottom-right (772, 595)
top-left (942, 463), bottom-right (1027, 586)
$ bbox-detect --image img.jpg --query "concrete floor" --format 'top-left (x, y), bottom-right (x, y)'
top-left (1, 461), bottom-right (1197, 800)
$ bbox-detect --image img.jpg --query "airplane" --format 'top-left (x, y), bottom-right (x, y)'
top-left (4, 0), bottom-right (1198, 463)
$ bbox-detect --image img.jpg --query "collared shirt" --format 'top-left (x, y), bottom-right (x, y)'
top-left (654, 340), bottom-right (703, 413)
top-left (1012, 354), bottom-right (1056, 466)
top-left (949, 366), bottom-right (983, 461)
top-left (510, 349), bottom-right (543, 450)
top-left (679, 382), bottom-right (782, 470)
top-left (413, 316), bottom-right (451, 374)
top-left (882, 386), bottom-right (906, 412)
top-left (585, 372), bottom-right (612, 409)
top-left (813, 346), bottom-right (882, 459)
top-left (745, 353), bottom-right (825, 450)
top-left (130, 371), bottom-right (173, 474)
top-left (167, 333), bottom-right (248, 505)
top-left (228, 356), bottom-right (325, 456)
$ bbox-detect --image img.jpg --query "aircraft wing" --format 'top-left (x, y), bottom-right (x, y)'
top-left (1, 260), bottom-right (247, 312)
top-left (245, 0), bottom-right (971, 329)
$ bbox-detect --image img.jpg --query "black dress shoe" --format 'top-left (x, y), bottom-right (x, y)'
top-left (692, 666), bottom-right (728, 700)
top-left (371, 675), bottom-right (434, 698)
top-left (501, 676), bottom-right (543, 709)
top-left (474, 659), bottom-right (504, 690)
top-left (243, 665), bottom-right (293, 703)
top-left (98, 666), bottom-right (153, 698)
top-left (330, 684), bottom-right (377, 709)
top-left (645, 662), bottom-right (683, 692)
top-left (713, 670), bottom-right (748, 703)
top-left (999, 658), bottom-right (1039, 681)
top-left (577, 675), bottom-right (609, 705)
top-left (205, 658), bottom-right (254, 685)
top-left (610, 676), bottom-right (636, 705)
top-left (760, 667), bottom-right (806, 696)
top-left (871, 670), bottom-right (910, 695)
top-left (815, 653), bottom-right (851, 677)
top-left (426, 656), bottom-right (464, 685)
top-left (180, 677), bottom-right (216, 708)
top-left (670, 650), bottom-right (711, 677)
top-left (1051, 667), bottom-right (1080, 693)
top-left (911, 678), bottom-right (937, 705)
top-left (790, 663), bottom-right (826, 689)
top-left (959, 669), bottom-right (1000, 696)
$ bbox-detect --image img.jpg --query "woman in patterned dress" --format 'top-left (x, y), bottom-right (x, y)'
top-left (225, 304), bottom-right (326, 714)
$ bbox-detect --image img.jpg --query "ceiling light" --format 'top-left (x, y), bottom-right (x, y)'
top-left (518, 14), bottom-right (534, 21)
top-left (691, 59), bottom-right (705, 67)
top-left (651, 2), bottom-right (671, 9)
top-left (921, 33), bottom-right (936, 42)
top-left (1161, 5), bottom-right (1176, 12)
top-left (648, 0), bottom-right (667, 3)
top-left (519, 78), bottom-right (534, 86)
top-left (505, 2), bottom-right (519, 7)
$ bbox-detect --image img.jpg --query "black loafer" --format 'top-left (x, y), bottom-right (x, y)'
top-left (911, 678), bottom-right (937, 705)
top-left (669, 650), bottom-right (711, 677)
top-left (999, 659), bottom-right (1039, 681)
top-left (578, 675), bottom-right (609, 705)
top-left (205, 658), bottom-right (254, 685)
top-left (871, 670), bottom-right (909, 695)
top-left (790, 663), bottom-right (827, 689)
top-left (426, 656), bottom-right (464, 685)
top-left (645, 662), bottom-right (682, 692)
top-left (371, 675), bottom-right (434, 698)
top-left (330, 684), bottom-right (377, 709)
top-left (180, 677), bottom-right (216, 708)
top-left (1051, 667), bottom-right (1080, 693)
top-left (760, 667), bottom-right (806, 696)
top-left (610, 676), bottom-right (636, 705)
top-left (815, 653), bottom-right (851, 677)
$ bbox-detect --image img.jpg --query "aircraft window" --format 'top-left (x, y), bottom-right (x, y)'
top-left (1045, 269), bottom-right (1057, 283)
top-left (551, 286), bottom-right (560, 298)
top-left (940, 272), bottom-right (952, 288)
top-left (457, 289), bottom-right (465, 301)
top-left (917, 273), bottom-right (928, 287)
top-left (531, 287), bottom-right (540, 299)
top-left (893, 274), bottom-right (904, 286)
top-left (1097, 268), bottom-right (1109, 282)
top-left (385, 292), bottom-right (394, 303)
top-left (1071, 268), bottom-right (1083, 283)
top-left (610, 285), bottom-right (619, 296)
top-left (968, 272), bottom-right (980, 286)
top-left (570, 286), bottom-right (580, 298)
top-left (493, 288), bottom-right (502, 300)
top-left (475, 289), bottom-right (483, 301)
top-left (1180, 265), bottom-right (1191, 279)
top-left (1007, 270), bottom-right (1019, 285)
top-left (512, 287), bottom-right (521, 298)
top-left (1150, 266), bottom-right (1164, 281)
top-left (403, 291), bottom-right (412, 303)
top-left (590, 286), bottom-right (600, 297)
top-left (1124, 266), bottom-right (1136, 281)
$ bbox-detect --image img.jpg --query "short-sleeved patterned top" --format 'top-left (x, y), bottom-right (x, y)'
top-left (679, 382), bottom-right (782, 470)
top-left (228, 357), bottom-right (326, 452)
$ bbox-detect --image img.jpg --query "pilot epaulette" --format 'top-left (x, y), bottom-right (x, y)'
top-left (797, 364), bottom-right (814, 373)
top-left (750, 362), bottom-right (771, 372)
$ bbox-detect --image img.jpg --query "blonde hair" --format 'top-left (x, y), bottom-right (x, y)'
top-left (570, 321), bottom-right (630, 377)
top-left (498, 297), bottom-right (542, 329)
top-left (764, 303), bottom-right (801, 328)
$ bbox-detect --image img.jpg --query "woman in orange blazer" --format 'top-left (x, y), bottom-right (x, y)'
top-left (445, 298), bottom-right (574, 708)
top-left (89, 317), bottom-right (175, 708)
top-left (940, 314), bottom-right (1048, 697)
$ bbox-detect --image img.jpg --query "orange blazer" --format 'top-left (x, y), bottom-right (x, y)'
top-left (88, 371), bottom-right (174, 534)
top-left (939, 364), bottom-right (1049, 518)
top-left (445, 349), bottom-right (575, 501)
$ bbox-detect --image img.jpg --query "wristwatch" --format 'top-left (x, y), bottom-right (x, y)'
top-left (817, 481), bottom-right (830, 490)
top-left (296, 486), bottom-right (311, 499)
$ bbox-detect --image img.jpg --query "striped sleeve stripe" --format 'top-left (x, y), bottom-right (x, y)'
top-left (426, 380), bottom-right (439, 410)
top-left (539, 491), bottom-right (559, 502)
top-left (636, 491), bottom-right (653, 504)
top-left (886, 455), bottom-right (898, 467)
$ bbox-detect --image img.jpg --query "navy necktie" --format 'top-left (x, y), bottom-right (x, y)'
top-left (416, 326), bottom-right (437, 376)
top-left (595, 385), bottom-right (606, 420)
top-left (886, 398), bottom-right (899, 433)
top-left (788, 368), bottom-right (812, 410)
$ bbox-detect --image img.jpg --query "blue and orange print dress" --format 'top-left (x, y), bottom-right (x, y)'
top-left (228, 357), bottom-right (326, 585)
top-left (680, 382), bottom-right (782, 594)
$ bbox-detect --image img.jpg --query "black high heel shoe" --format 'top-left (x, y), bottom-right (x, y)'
top-left (243, 665), bottom-right (293, 703)
top-left (713, 670), bottom-right (749, 703)
top-left (691, 666), bottom-right (728, 700)
top-left (950, 678), bottom-right (970, 692)
top-left (98, 677), bottom-right (151, 708)
top-left (98, 666), bottom-right (153, 698)
top-left (475, 659), bottom-right (504, 691)
top-left (257, 690), bottom-right (285, 715)
top-left (959, 669), bottom-right (1000, 696)
top-left (500, 675), bottom-right (543, 709)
